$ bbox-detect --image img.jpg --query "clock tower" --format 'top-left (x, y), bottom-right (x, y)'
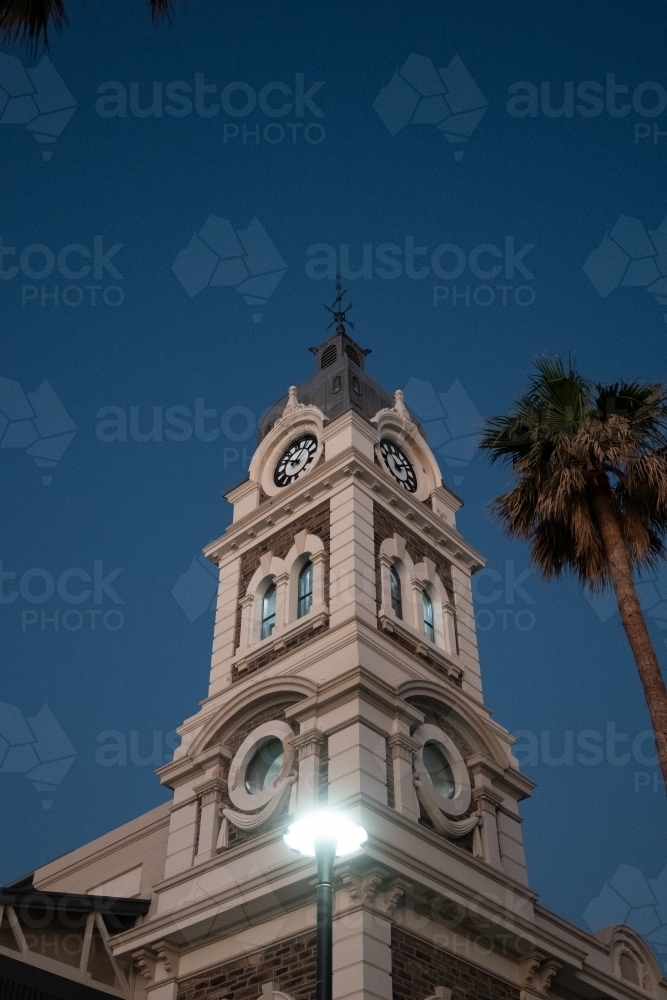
top-left (12, 326), bottom-right (663, 1000)
top-left (127, 325), bottom-right (540, 999)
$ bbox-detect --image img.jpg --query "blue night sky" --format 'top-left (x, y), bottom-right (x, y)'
top-left (1, 0), bottom-right (666, 950)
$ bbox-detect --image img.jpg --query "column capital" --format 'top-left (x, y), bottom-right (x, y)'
top-left (291, 728), bottom-right (326, 759)
top-left (387, 732), bottom-right (419, 762)
top-left (471, 784), bottom-right (504, 813)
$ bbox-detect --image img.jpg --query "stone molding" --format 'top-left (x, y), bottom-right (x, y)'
top-left (378, 613), bottom-right (463, 682)
top-left (157, 743), bottom-right (231, 791)
top-left (291, 728), bottom-right (326, 759)
top-left (204, 450), bottom-right (482, 573)
top-left (519, 955), bottom-right (562, 1000)
top-left (388, 732), bottom-right (420, 762)
top-left (339, 868), bottom-right (411, 919)
top-left (426, 989), bottom-right (453, 1000)
top-left (471, 785), bottom-right (505, 813)
top-left (192, 767), bottom-right (227, 808)
top-left (284, 664), bottom-right (425, 733)
top-left (232, 610), bottom-right (329, 672)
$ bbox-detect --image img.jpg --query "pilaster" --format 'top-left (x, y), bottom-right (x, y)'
top-left (162, 797), bottom-right (198, 879)
top-left (387, 733), bottom-right (419, 822)
top-left (451, 564), bottom-right (482, 700)
top-left (328, 721), bottom-right (388, 808)
top-left (292, 729), bottom-right (327, 811)
top-left (329, 481), bottom-right (376, 628)
top-left (193, 769), bottom-right (226, 864)
top-left (208, 551), bottom-right (240, 695)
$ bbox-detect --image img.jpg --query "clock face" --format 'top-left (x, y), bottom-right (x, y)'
top-left (274, 435), bottom-right (318, 487)
top-left (380, 439), bottom-right (417, 492)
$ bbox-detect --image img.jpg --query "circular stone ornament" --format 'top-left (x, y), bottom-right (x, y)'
top-left (227, 720), bottom-right (295, 812)
top-left (412, 724), bottom-right (471, 817)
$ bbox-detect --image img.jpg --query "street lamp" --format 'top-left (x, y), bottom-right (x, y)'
top-left (284, 810), bottom-right (367, 1000)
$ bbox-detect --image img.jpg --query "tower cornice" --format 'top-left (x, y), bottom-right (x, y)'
top-left (205, 444), bottom-right (484, 575)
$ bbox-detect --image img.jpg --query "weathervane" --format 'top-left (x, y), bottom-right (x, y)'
top-left (325, 275), bottom-right (354, 335)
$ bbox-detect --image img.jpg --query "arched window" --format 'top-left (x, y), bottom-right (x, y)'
top-left (422, 589), bottom-right (435, 642)
top-left (261, 583), bottom-right (277, 639)
top-left (390, 565), bottom-right (402, 619)
top-left (619, 954), bottom-right (640, 987)
top-left (297, 561), bottom-right (313, 618)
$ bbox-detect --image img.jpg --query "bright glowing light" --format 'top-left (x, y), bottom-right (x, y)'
top-left (283, 809), bottom-right (367, 858)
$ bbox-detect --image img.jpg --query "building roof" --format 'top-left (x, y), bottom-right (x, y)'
top-left (257, 330), bottom-right (424, 442)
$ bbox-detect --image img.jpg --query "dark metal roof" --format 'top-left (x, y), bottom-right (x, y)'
top-left (258, 330), bottom-right (424, 442)
top-left (0, 952), bottom-right (119, 1000)
top-left (0, 886), bottom-right (150, 918)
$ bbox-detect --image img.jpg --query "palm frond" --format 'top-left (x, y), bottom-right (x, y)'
top-left (149, 0), bottom-right (172, 21)
top-left (0, 0), bottom-right (172, 49)
top-left (0, 0), bottom-right (66, 51)
top-left (596, 381), bottom-right (667, 449)
top-left (481, 357), bottom-right (667, 589)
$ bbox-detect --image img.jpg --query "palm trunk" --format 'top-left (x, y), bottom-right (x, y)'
top-left (589, 481), bottom-right (667, 793)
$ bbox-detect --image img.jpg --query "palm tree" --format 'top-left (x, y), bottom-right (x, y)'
top-left (0, 0), bottom-right (171, 50)
top-left (480, 357), bottom-right (667, 792)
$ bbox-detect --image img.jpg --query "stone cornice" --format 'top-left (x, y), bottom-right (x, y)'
top-left (174, 615), bottom-right (504, 765)
top-left (106, 797), bottom-right (638, 1000)
top-left (202, 448), bottom-right (484, 574)
top-left (468, 751), bottom-right (537, 800)
top-left (231, 609), bottom-right (329, 675)
top-left (290, 728), bottom-right (326, 757)
top-left (156, 743), bottom-right (231, 790)
top-left (283, 664), bottom-right (425, 731)
top-left (378, 613), bottom-right (464, 682)
top-left (109, 800), bottom-right (558, 971)
top-left (387, 732), bottom-right (421, 761)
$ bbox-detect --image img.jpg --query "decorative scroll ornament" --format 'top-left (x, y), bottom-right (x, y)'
top-left (218, 773), bottom-right (297, 849)
top-left (216, 721), bottom-right (298, 850)
top-left (411, 723), bottom-right (479, 839)
top-left (413, 775), bottom-right (479, 838)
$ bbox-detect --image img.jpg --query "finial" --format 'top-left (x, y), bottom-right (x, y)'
top-left (283, 385), bottom-right (300, 416)
top-left (325, 274), bottom-right (354, 335)
top-left (394, 389), bottom-right (408, 418)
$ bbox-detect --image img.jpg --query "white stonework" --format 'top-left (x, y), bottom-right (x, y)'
top-left (8, 334), bottom-right (664, 1000)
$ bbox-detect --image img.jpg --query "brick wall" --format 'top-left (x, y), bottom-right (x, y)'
top-left (373, 504), bottom-right (455, 614)
top-left (406, 699), bottom-right (473, 759)
top-left (176, 932), bottom-right (316, 1000)
top-left (224, 703), bottom-right (296, 753)
top-left (373, 503), bottom-right (461, 675)
top-left (234, 502), bottom-right (331, 651)
top-left (232, 619), bottom-right (328, 683)
top-left (392, 928), bottom-right (519, 1000)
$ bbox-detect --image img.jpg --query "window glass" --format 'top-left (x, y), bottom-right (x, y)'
top-left (423, 741), bottom-right (455, 799)
top-left (423, 589), bottom-right (435, 642)
top-left (245, 738), bottom-right (284, 793)
top-left (261, 582), bottom-right (277, 639)
top-left (297, 561), bottom-right (313, 618)
top-left (390, 565), bottom-right (403, 619)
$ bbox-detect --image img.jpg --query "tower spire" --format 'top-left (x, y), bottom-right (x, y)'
top-left (325, 274), bottom-right (354, 335)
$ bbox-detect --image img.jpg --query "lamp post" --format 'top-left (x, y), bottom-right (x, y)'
top-left (284, 810), bottom-right (367, 1000)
